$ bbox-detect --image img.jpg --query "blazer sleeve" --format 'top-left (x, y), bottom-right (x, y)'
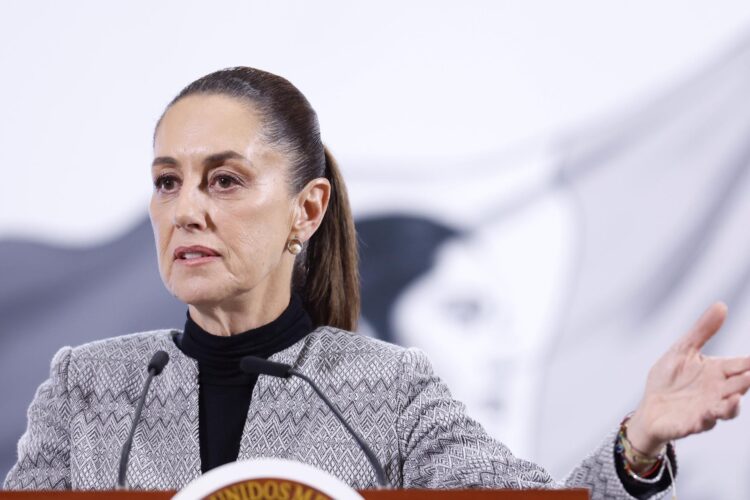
top-left (395, 347), bottom-right (674, 499)
top-left (4, 346), bottom-right (73, 490)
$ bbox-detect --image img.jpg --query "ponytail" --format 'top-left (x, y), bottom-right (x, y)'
top-left (302, 146), bottom-right (360, 331)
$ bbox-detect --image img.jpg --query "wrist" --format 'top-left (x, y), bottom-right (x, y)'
top-left (626, 410), bottom-right (667, 457)
top-left (617, 413), bottom-right (669, 480)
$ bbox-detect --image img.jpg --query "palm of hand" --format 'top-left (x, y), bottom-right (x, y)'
top-left (628, 303), bottom-right (750, 454)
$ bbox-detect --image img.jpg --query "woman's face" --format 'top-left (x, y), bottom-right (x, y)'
top-left (149, 94), bottom-right (297, 308)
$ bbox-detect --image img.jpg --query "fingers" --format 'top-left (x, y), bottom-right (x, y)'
top-left (721, 371), bottom-right (750, 398)
top-left (722, 356), bottom-right (750, 377)
top-left (676, 302), bottom-right (728, 352)
top-left (713, 394), bottom-right (742, 420)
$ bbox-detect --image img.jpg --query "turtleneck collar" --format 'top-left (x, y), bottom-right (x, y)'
top-left (178, 293), bottom-right (313, 386)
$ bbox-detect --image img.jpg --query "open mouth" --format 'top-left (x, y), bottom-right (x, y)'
top-left (174, 246), bottom-right (221, 261)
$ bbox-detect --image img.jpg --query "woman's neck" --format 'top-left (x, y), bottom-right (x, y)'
top-left (187, 289), bottom-right (292, 336)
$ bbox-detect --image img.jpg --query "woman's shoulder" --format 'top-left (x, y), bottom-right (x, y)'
top-left (64, 329), bottom-right (180, 362)
top-left (37, 330), bottom-right (188, 402)
top-left (299, 326), bottom-right (431, 376)
top-left (277, 327), bottom-right (438, 406)
top-left (305, 325), bottom-right (412, 358)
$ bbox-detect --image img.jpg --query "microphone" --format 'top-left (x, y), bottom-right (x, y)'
top-left (117, 351), bottom-right (170, 489)
top-left (240, 356), bottom-right (389, 488)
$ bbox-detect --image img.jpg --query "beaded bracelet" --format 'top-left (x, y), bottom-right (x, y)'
top-left (616, 415), bottom-right (668, 484)
top-left (616, 414), bottom-right (678, 499)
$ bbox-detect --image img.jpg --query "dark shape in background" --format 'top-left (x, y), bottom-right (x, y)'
top-left (357, 215), bottom-right (458, 343)
top-left (0, 220), bottom-right (184, 477)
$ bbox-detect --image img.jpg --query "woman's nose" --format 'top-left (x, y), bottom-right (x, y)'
top-left (173, 185), bottom-right (207, 231)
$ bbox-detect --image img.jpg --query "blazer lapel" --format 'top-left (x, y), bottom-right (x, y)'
top-left (237, 338), bottom-right (308, 461)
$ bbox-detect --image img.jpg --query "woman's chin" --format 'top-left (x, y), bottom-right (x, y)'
top-left (168, 279), bottom-right (233, 306)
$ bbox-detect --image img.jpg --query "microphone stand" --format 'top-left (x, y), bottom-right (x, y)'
top-left (289, 368), bottom-right (388, 488)
top-left (117, 351), bottom-right (169, 489)
top-left (240, 355), bottom-right (389, 488)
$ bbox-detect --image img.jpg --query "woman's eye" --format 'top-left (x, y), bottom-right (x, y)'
top-left (211, 173), bottom-right (240, 190)
top-left (154, 174), bottom-right (179, 192)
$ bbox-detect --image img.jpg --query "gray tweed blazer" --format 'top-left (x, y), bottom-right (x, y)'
top-left (4, 327), bottom-right (671, 498)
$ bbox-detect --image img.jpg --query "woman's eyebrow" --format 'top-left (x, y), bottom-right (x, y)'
top-left (204, 150), bottom-right (251, 167)
top-left (152, 156), bottom-right (179, 168)
top-left (151, 151), bottom-right (251, 170)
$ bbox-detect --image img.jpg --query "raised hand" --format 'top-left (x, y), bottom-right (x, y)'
top-left (626, 302), bottom-right (750, 456)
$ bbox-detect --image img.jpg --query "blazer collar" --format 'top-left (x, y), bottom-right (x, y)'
top-left (155, 329), bottom-right (315, 477)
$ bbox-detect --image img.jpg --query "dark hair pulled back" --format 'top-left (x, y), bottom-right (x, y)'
top-left (159, 67), bottom-right (360, 331)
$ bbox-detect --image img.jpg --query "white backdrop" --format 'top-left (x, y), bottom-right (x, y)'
top-left (2, 2), bottom-right (750, 498)
top-left (2, 0), bottom-right (749, 242)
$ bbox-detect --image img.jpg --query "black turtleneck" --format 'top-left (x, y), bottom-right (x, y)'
top-left (176, 294), bottom-right (313, 473)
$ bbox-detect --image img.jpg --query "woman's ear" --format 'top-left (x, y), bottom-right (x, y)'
top-left (291, 178), bottom-right (331, 241)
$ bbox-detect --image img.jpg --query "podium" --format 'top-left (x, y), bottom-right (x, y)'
top-left (0, 490), bottom-right (589, 499)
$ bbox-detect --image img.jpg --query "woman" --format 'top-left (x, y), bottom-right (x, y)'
top-left (5, 67), bottom-right (750, 497)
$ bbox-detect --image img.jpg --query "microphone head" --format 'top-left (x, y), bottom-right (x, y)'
top-left (240, 356), bottom-right (292, 378)
top-left (147, 350), bottom-right (170, 376)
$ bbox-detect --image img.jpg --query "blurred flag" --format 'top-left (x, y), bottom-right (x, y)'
top-left (3, 35), bottom-right (750, 499)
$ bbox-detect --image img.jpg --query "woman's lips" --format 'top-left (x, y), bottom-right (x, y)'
top-left (175, 255), bottom-right (221, 267)
top-left (173, 245), bottom-right (221, 266)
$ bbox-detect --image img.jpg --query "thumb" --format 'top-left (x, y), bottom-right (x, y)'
top-left (676, 302), bottom-right (728, 352)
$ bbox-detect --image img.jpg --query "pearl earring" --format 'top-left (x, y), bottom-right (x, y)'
top-left (287, 237), bottom-right (303, 255)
